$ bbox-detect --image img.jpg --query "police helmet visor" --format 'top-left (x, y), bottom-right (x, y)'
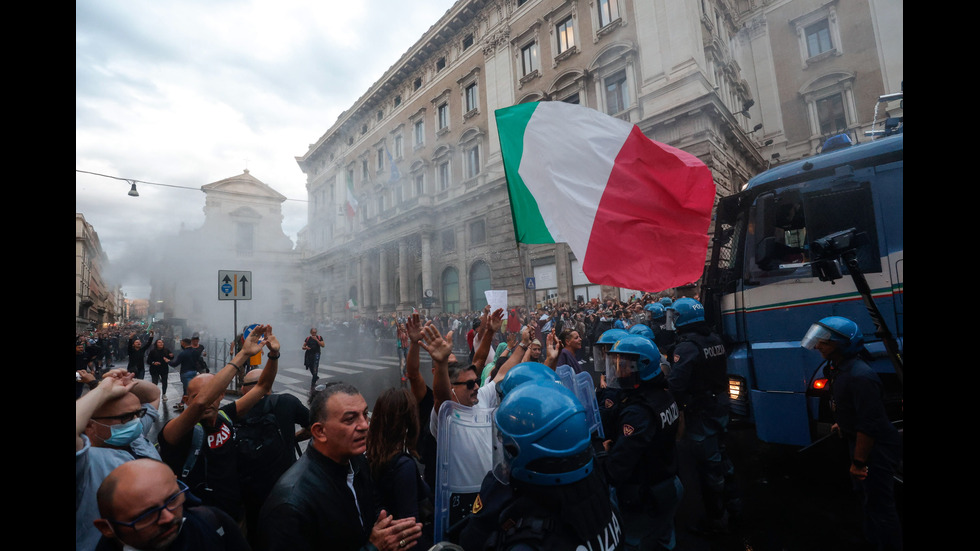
top-left (801, 323), bottom-right (840, 350)
top-left (605, 353), bottom-right (642, 389)
top-left (491, 423), bottom-right (516, 485)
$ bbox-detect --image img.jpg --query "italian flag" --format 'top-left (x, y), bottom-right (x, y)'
top-left (346, 297), bottom-right (357, 310)
top-left (495, 101), bottom-right (716, 292)
top-left (345, 174), bottom-right (358, 218)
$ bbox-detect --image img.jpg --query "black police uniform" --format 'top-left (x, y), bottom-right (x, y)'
top-left (827, 355), bottom-right (903, 550)
top-left (667, 323), bottom-right (739, 528)
top-left (599, 378), bottom-right (682, 550)
top-left (459, 469), bottom-right (624, 551)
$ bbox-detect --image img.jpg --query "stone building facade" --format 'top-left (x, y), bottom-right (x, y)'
top-left (296, 0), bottom-right (900, 320)
top-left (148, 170), bottom-right (302, 339)
top-left (76, 213), bottom-right (118, 333)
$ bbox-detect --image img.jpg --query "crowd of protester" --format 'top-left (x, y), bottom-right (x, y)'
top-left (87, 286), bottom-right (905, 551)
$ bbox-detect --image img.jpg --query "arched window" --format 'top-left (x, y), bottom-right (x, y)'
top-left (442, 267), bottom-right (459, 313)
top-left (469, 260), bottom-right (491, 311)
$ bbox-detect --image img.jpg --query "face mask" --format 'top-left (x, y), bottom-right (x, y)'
top-left (103, 418), bottom-right (144, 446)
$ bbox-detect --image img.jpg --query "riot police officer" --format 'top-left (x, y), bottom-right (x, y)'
top-left (666, 297), bottom-right (740, 534)
top-left (459, 380), bottom-right (623, 551)
top-left (802, 316), bottom-right (902, 550)
top-left (599, 335), bottom-right (682, 551)
top-left (644, 302), bottom-right (675, 351)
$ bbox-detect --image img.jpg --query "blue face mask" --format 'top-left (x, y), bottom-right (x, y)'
top-left (103, 418), bottom-right (144, 446)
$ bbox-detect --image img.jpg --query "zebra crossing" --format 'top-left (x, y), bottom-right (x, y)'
top-left (276, 355), bottom-right (405, 403)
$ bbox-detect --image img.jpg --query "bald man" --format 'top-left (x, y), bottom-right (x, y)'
top-left (76, 369), bottom-right (162, 551)
top-left (93, 458), bottom-right (249, 550)
top-left (236, 367), bottom-right (311, 545)
top-left (157, 324), bottom-right (281, 523)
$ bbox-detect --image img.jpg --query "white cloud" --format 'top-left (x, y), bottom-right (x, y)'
top-left (77, 0), bottom-right (459, 299)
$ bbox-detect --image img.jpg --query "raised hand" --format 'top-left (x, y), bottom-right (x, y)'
top-left (419, 323), bottom-right (453, 364)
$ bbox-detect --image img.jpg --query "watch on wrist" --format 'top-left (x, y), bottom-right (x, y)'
top-left (267, 351), bottom-right (281, 359)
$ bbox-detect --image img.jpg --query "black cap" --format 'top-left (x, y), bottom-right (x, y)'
top-left (472, 319), bottom-right (482, 329)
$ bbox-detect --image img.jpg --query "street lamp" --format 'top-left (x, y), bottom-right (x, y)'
top-left (127, 180), bottom-right (140, 197)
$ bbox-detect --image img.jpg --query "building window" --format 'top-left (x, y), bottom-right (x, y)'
top-left (598, 0), bottom-right (620, 28)
top-left (442, 268), bottom-right (459, 313)
top-left (394, 134), bottom-right (403, 159)
top-left (604, 70), bottom-right (628, 115)
top-left (377, 149), bottom-right (385, 172)
top-left (465, 145), bottom-right (480, 179)
top-left (470, 261), bottom-right (491, 311)
top-left (463, 34), bottom-right (474, 50)
top-left (394, 95), bottom-right (402, 107)
top-left (816, 93), bottom-right (847, 135)
top-left (414, 77), bottom-right (422, 90)
top-left (414, 120), bottom-right (425, 147)
top-left (562, 92), bottom-right (580, 104)
top-left (437, 102), bottom-right (449, 130)
top-left (415, 173), bottom-right (425, 196)
top-left (361, 159), bottom-right (369, 179)
top-left (348, 137), bottom-right (354, 146)
top-left (438, 161), bottom-right (451, 190)
top-left (377, 109), bottom-right (384, 121)
top-left (465, 83), bottom-right (478, 113)
top-left (436, 57), bottom-right (446, 72)
top-left (521, 42), bottom-right (539, 76)
top-left (805, 20), bottom-right (833, 58)
top-left (792, 6), bottom-right (842, 67)
top-left (556, 16), bottom-right (574, 54)
top-left (442, 229), bottom-right (455, 251)
top-left (361, 124), bottom-right (368, 135)
top-left (469, 220), bottom-right (486, 245)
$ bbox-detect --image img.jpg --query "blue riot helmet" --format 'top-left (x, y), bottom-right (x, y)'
top-left (801, 316), bottom-right (864, 357)
top-left (594, 328), bottom-right (629, 375)
top-left (658, 297), bottom-right (673, 307)
top-left (606, 335), bottom-right (662, 389)
top-left (497, 362), bottom-right (561, 400)
top-left (644, 302), bottom-right (666, 321)
top-left (668, 297), bottom-right (705, 328)
top-left (493, 382), bottom-right (594, 486)
top-left (628, 323), bottom-right (655, 341)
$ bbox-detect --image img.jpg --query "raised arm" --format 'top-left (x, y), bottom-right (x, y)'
top-left (492, 325), bottom-right (532, 384)
top-left (472, 308), bottom-right (503, 370)
top-left (161, 325), bottom-right (269, 445)
top-left (404, 315), bottom-right (427, 403)
top-left (235, 326), bottom-right (281, 417)
top-left (420, 323), bottom-right (454, 416)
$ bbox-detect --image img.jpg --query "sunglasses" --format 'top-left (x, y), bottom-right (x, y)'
top-left (92, 408), bottom-right (148, 424)
top-left (452, 379), bottom-right (479, 390)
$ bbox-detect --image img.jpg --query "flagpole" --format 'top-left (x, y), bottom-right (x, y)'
top-left (516, 241), bottom-right (531, 316)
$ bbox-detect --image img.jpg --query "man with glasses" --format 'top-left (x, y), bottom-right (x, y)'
top-left (76, 368), bottom-right (163, 551)
top-left (157, 324), bottom-right (280, 525)
top-left (236, 367), bottom-right (311, 546)
top-left (93, 458), bottom-right (249, 550)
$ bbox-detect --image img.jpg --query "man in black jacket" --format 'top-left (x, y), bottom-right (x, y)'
top-left (93, 458), bottom-right (249, 551)
top-left (257, 382), bottom-right (422, 551)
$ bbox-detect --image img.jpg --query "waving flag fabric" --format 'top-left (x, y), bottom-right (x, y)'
top-left (495, 101), bottom-right (716, 292)
top-left (345, 172), bottom-right (358, 218)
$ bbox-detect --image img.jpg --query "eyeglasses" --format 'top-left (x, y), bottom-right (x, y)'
top-left (92, 408), bottom-right (147, 424)
top-left (110, 480), bottom-right (189, 531)
top-left (452, 379), bottom-right (479, 390)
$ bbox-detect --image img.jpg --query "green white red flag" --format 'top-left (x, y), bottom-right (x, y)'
top-left (495, 101), bottom-right (716, 292)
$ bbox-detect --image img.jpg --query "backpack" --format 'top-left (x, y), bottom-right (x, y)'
top-left (235, 396), bottom-right (289, 484)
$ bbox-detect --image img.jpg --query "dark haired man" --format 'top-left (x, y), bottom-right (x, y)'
top-left (257, 382), bottom-right (422, 551)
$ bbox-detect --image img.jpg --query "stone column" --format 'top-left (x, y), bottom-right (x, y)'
top-left (398, 238), bottom-right (411, 309)
top-left (379, 247), bottom-right (389, 309)
top-left (421, 232), bottom-right (433, 300)
top-left (359, 254), bottom-right (370, 312)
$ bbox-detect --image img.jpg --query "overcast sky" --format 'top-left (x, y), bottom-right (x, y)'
top-left (76, 0), bottom-right (459, 300)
